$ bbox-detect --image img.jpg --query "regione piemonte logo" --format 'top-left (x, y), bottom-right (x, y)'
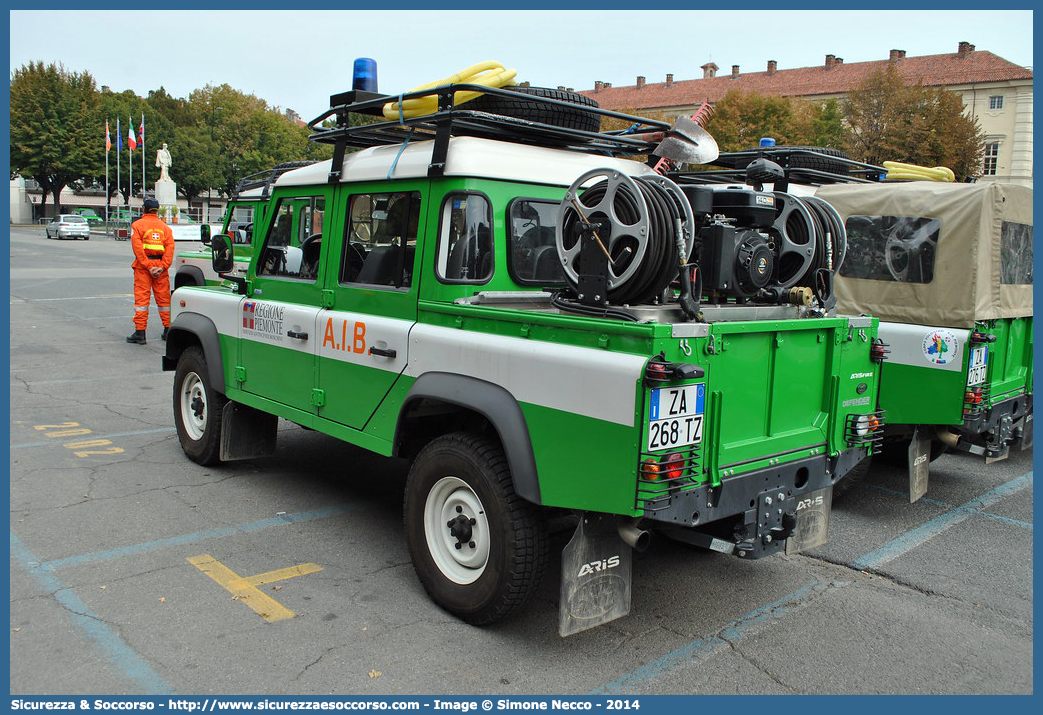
top-left (243, 301), bottom-right (256, 330)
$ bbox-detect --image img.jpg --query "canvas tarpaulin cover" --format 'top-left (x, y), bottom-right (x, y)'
top-left (818, 181), bottom-right (1032, 328)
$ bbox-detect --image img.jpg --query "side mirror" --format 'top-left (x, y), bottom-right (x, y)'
top-left (211, 233), bottom-right (248, 295)
top-left (211, 234), bottom-right (234, 273)
top-left (200, 223), bottom-right (212, 246)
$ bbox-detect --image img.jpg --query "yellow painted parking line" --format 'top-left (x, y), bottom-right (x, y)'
top-left (244, 562), bottom-right (324, 586)
top-left (187, 554), bottom-right (323, 623)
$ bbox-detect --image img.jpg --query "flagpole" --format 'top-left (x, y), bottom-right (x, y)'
top-left (116, 118), bottom-right (121, 216)
top-left (128, 116), bottom-right (133, 215)
top-left (140, 113), bottom-right (145, 197)
top-left (105, 122), bottom-right (109, 224)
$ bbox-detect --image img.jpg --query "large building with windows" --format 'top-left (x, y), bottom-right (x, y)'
top-left (580, 42), bottom-right (1032, 186)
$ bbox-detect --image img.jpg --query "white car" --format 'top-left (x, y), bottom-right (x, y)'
top-left (46, 214), bottom-right (91, 240)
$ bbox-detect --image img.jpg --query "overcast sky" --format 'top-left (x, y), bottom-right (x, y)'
top-left (10, 8), bottom-right (1034, 125)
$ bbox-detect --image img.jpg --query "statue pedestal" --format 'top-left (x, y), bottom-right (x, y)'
top-left (155, 179), bottom-right (177, 222)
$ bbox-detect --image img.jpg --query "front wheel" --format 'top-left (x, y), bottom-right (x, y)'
top-left (173, 346), bottom-right (227, 465)
top-left (403, 432), bottom-right (548, 625)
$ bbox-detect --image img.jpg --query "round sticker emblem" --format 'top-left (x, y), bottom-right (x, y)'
top-left (922, 329), bottom-right (959, 365)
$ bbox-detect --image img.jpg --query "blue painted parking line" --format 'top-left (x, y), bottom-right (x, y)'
top-left (865, 483), bottom-right (1033, 531)
top-left (590, 580), bottom-right (844, 694)
top-left (42, 505), bottom-right (351, 571)
top-left (10, 531), bottom-right (175, 695)
top-left (852, 472), bottom-right (1032, 571)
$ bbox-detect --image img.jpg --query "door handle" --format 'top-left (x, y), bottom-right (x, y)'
top-left (369, 346), bottom-right (397, 358)
top-left (287, 330), bottom-right (309, 340)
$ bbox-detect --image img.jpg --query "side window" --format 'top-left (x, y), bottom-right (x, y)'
top-left (341, 192), bottom-right (420, 288)
top-left (507, 199), bottom-right (565, 286)
top-left (257, 197), bottom-right (326, 280)
top-left (840, 215), bottom-right (940, 284)
top-left (1000, 221), bottom-right (1033, 285)
top-left (436, 193), bottom-right (493, 284)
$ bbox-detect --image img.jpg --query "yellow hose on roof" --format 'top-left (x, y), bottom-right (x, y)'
top-left (883, 161), bottom-right (956, 182)
top-left (382, 61), bottom-right (518, 121)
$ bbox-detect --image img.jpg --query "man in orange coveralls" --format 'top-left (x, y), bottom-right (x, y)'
top-left (126, 197), bottom-right (174, 344)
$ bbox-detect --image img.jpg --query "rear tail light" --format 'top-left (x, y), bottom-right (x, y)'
top-left (644, 356), bottom-right (704, 386)
top-left (970, 331), bottom-right (997, 344)
top-left (870, 339), bottom-right (889, 362)
top-left (845, 410), bottom-right (885, 447)
top-left (640, 459), bottom-right (662, 480)
top-left (661, 452), bottom-right (685, 481)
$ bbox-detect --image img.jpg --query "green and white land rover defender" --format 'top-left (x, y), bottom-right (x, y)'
top-left (172, 162), bottom-right (316, 290)
top-left (162, 86), bottom-right (883, 634)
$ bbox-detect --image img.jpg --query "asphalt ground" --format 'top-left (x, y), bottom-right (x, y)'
top-left (8, 226), bottom-right (1034, 696)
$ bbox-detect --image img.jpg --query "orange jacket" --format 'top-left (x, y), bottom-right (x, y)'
top-left (130, 213), bottom-right (175, 271)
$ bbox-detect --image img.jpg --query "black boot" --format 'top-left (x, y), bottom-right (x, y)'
top-left (126, 329), bottom-right (147, 345)
top-left (161, 327), bottom-right (169, 341)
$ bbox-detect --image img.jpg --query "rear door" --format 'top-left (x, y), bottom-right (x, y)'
top-left (317, 185), bottom-right (426, 430)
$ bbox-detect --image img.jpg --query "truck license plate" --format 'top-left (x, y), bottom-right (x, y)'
top-left (967, 346), bottom-right (988, 385)
top-left (648, 384), bottom-right (704, 451)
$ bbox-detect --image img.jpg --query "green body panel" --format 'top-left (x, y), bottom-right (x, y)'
top-left (700, 318), bottom-right (879, 476)
top-left (238, 335), bottom-right (317, 414)
top-left (980, 317), bottom-right (1033, 403)
top-left (519, 403), bottom-right (642, 515)
top-left (878, 359), bottom-right (965, 425)
top-left (880, 317), bottom-right (1032, 428)
top-left (418, 301), bottom-right (656, 356)
top-left (317, 348), bottom-right (408, 430)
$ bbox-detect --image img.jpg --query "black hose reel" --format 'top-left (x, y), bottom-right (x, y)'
top-left (556, 169), bottom-right (695, 308)
top-left (554, 169), bottom-right (847, 316)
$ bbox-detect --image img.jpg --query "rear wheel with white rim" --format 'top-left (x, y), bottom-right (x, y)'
top-left (404, 432), bottom-right (548, 624)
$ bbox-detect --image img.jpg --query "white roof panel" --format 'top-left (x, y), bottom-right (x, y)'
top-left (275, 137), bottom-right (655, 188)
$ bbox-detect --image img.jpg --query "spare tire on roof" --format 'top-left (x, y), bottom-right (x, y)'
top-left (752, 146), bottom-right (851, 174)
top-left (461, 86), bottom-right (601, 139)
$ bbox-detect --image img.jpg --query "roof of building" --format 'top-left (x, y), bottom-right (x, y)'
top-left (581, 44), bottom-right (1033, 111)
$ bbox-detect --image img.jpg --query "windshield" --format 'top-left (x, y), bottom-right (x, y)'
top-left (62, 216), bottom-right (87, 223)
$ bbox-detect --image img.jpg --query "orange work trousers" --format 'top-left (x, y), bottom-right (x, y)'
top-left (133, 266), bottom-right (171, 330)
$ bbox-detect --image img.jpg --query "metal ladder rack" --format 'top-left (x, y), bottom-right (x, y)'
top-left (306, 84), bottom-right (674, 179)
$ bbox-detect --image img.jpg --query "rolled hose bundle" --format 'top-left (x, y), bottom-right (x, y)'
top-left (559, 177), bottom-right (689, 306)
top-left (883, 161), bottom-right (955, 182)
top-left (382, 61), bottom-right (518, 121)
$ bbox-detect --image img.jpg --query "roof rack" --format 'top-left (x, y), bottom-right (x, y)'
top-left (232, 161), bottom-right (320, 199)
top-left (671, 147), bottom-right (886, 188)
top-left (307, 84), bottom-right (673, 181)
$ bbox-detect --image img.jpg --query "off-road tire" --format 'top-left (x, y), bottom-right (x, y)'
top-left (403, 432), bottom-right (548, 625)
top-left (463, 86), bottom-right (600, 137)
top-left (173, 346), bottom-right (227, 466)
top-left (758, 146), bottom-right (851, 174)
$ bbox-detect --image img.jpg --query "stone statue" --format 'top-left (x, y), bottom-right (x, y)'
top-left (155, 143), bottom-right (172, 182)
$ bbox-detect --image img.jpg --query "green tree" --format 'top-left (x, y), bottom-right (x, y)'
top-left (793, 98), bottom-right (846, 149)
top-left (843, 64), bottom-right (985, 179)
top-left (704, 89), bottom-right (801, 152)
top-left (170, 124), bottom-right (222, 206)
top-left (10, 62), bottom-right (101, 215)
